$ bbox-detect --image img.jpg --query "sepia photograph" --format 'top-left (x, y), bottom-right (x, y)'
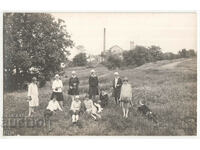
top-left (2, 12), bottom-right (197, 136)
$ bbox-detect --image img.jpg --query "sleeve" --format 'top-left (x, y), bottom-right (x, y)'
top-left (60, 80), bottom-right (63, 88)
top-left (69, 78), bottom-right (72, 87)
top-left (57, 101), bottom-right (63, 111)
top-left (28, 84), bottom-right (31, 97)
top-left (89, 76), bottom-right (91, 86)
top-left (52, 81), bottom-right (55, 90)
top-left (77, 77), bottom-right (80, 85)
top-left (119, 78), bottom-right (123, 87)
top-left (96, 77), bottom-right (99, 86)
top-left (70, 101), bottom-right (74, 110)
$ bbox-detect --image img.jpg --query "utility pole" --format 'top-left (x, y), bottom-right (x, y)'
top-left (103, 28), bottom-right (106, 52)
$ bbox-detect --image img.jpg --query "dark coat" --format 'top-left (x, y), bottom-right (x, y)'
top-left (100, 93), bottom-right (108, 107)
top-left (89, 75), bottom-right (99, 96)
top-left (68, 76), bottom-right (79, 95)
top-left (112, 78), bottom-right (122, 98)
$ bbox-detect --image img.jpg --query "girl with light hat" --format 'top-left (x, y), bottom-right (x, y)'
top-left (70, 95), bottom-right (81, 124)
top-left (88, 69), bottom-right (99, 100)
top-left (119, 77), bottom-right (133, 118)
top-left (68, 71), bottom-right (80, 100)
top-left (27, 77), bottom-right (39, 117)
top-left (51, 74), bottom-right (64, 108)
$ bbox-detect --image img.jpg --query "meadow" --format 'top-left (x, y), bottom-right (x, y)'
top-left (3, 58), bottom-right (197, 136)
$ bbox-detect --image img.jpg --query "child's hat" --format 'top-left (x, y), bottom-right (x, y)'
top-left (32, 77), bottom-right (37, 81)
top-left (114, 72), bottom-right (119, 75)
top-left (55, 74), bottom-right (60, 77)
top-left (75, 95), bottom-right (80, 99)
top-left (123, 77), bottom-right (128, 81)
top-left (90, 69), bottom-right (95, 73)
top-left (72, 71), bottom-right (76, 74)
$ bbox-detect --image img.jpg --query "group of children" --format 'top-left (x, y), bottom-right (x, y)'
top-left (28, 73), bottom-right (158, 127)
top-left (44, 89), bottom-right (108, 125)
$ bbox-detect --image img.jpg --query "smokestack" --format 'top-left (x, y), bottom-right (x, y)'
top-left (103, 28), bottom-right (106, 52)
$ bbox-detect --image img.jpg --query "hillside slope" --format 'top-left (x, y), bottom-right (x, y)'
top-left (3, 58), bottom-right (197, 135)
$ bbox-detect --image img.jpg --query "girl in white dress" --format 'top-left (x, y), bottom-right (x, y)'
top-left (119, 77), bottom-right (133, 118)
top-left (27, 77), bottom-right (39, 117)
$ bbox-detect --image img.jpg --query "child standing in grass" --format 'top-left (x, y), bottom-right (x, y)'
top-left (119, 77), bottom-right (133, 118)
top-left (70, 95), bottom-right (82, 124)
top-left (83, 94), bottom-right (101, 120)
top-left (27, 77), bottom-right (39, 117)
top-left (44, 94), bottom-right (63, 122)
top-left (99, 89), bottom-right (109, 108)
top-left (51, 74), bottom-right (64, 109)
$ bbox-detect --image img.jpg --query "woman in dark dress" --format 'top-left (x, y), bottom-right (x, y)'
top-left (89, 69), bottom-right (99, 100)
top-left (68, 71), bottom-right (79, 100)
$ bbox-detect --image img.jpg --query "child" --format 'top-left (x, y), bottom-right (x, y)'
top-left (119, 77), bottom-right (133, 118)
top-left (70, 95), bottom-right (82, 124)
top-left (51, 74), bottom-right (64, 109)
top-left (83, 95), bottom-right (101, 120)
top-left (93, 95), bottom-right (103, 113)
top-left (137, 100), bottom-right (158, 123)
top-left (44, 95), bottom-right (63, 122)
top-left (99, 89), bottom-right (109, 108)
top-left (27, 77), bottom-right (39, 117)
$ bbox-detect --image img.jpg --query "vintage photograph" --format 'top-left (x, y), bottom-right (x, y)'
top-left (3, 12), bottom-right (197, 136)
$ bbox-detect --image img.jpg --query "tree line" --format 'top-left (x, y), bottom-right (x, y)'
top-left (102, 45), bottom-right (196, 70)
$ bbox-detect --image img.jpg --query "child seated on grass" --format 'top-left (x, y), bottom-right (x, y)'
top-left (93, 95), bottom-right (103, 113)
top-left (99, 89), bottom-right (109, 108)
top-left (83, 94), bottom-right (101, 120)
top-left (137, 100), bottom-right (158, 123)
top-left (44, 95), bottom-right (63, 123)
top-left (70, 95), bottom-right (82, 124)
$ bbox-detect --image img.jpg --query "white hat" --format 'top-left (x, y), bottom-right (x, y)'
top-left (75, 95), bottom-right (80, 99)
top-left (55, 74), bottom-right (59, 77)
top-left (90, 69), bottom-right (95, 73)
top-left (114, 72), bottom-right (119, 75)
top-left (72, 71), bottom-right (76, 74)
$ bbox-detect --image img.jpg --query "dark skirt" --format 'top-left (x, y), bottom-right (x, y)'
top-left (51, 92), bottom-right (64, 101)
top-left (68, 88), bottom-right (79, 95)
top-left (112, 88), bottom-right (121, 98)
top-left (89, 86), bottom-right (99, 96)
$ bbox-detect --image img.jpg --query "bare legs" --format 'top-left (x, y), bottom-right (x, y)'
top-left (122, 102), bottom-right (129, 118)
top-left (72, 114), bottom-right (79, 123)
top-left (28, 107), bottom-right (34, 117)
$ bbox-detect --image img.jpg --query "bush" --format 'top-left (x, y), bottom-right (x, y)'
top-left (103, 55), bottom-right (122, 70)
top-left (73, 53), bottom-right (87, 66)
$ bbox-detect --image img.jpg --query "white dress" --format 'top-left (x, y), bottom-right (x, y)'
top-left (28, 83), bottom-right (39, 107)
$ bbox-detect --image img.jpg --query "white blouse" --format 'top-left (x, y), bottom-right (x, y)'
top-left (47, 100), bottom-right (62, 111)
top-left (52, 79), bottom-right (63, 92)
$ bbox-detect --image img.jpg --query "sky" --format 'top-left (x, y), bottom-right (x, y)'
top-left (52, 13), bottom-right (197, 58)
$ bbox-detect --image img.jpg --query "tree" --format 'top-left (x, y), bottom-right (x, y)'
top-left (73, 53), bottom-right (87, 66)
top-left (104, 54), bottom-right (122, 70)
top-left (3, 13), bottom-right (73, 90)
top-left (148, 45), bottom-right (163, 61)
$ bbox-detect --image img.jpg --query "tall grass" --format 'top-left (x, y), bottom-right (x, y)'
top-left (3, 58), bottom-right (197, 135)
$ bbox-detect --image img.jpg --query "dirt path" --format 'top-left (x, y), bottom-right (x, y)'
top-left (161, 59), bottom-right (191, 69)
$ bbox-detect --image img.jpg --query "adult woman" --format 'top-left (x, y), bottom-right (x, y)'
top-left (51, 74), bottom-right (64, 108)
top-left (119, 77), bottom-right (133, 118)
top-left (68, 71), bottom-right (80, 100)
top-left (89, 69), bottom-right (99, 100)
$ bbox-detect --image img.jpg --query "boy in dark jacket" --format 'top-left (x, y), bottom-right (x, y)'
top-left (99, 89), bottom-right (109, 108)
top-left (137, 100), bottom-right (158, 123)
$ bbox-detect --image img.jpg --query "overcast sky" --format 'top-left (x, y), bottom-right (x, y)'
top-left (52, 13), bottom-right (197, 58)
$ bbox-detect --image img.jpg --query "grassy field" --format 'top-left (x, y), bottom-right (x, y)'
top-left (3, 58), bottom-right (197, 136)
